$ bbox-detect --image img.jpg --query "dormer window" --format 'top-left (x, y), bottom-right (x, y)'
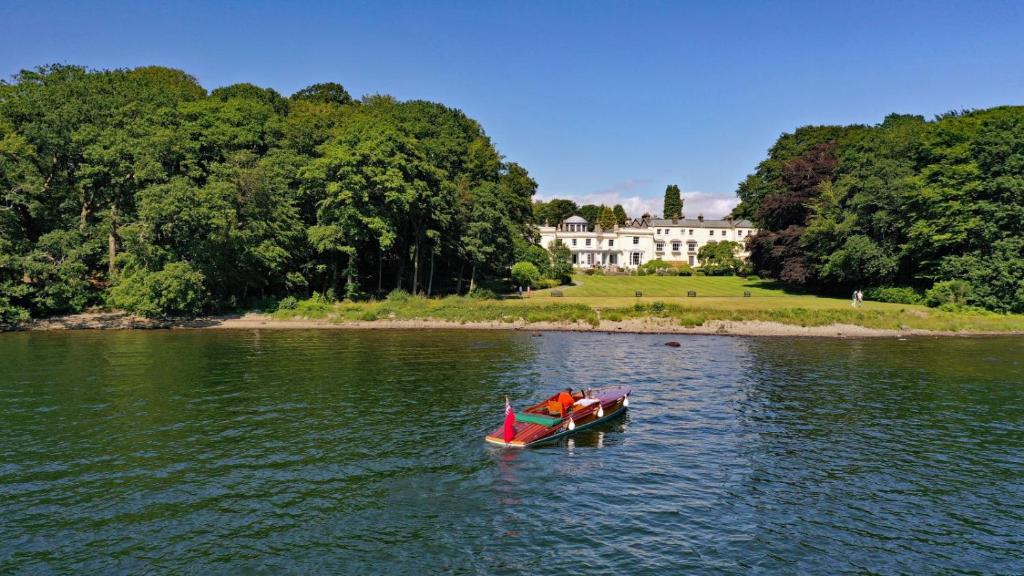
top-left (585, 239), bottom-right (591, 246)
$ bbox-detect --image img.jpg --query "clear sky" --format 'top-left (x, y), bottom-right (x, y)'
top-left (2, 1), bottom-right (1023, 217)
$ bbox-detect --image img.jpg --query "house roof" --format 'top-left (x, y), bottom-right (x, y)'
top-left (647, 218), bottom-right (754, 229)
top-left (563, 215), bottom-right (588, 224)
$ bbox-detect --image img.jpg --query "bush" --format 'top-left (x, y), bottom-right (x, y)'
top-left (694, 269), bottom-right (706, 276)
top-left (468, 287), bottom-right (497, 299)
top-left (746, 274), bottom-right (760, 281)
top-left (0, 297), bottom-right (30, 326)
top-left (386, 288), bottom-right (412, 303)
top-left (511, 261), bottom-right (541, 288)
top-left (864, 286), bottom-right (924, 305)
top-left (659, 268), bottom-right (680, 276)
top-left (277, 296), bottom-right (299, 310)
top-left (926, 280), bottom-right (972, 308)
top-left (108, 262), bottom-right (208, 318)
top-left (537, 278), bottom-right (561, 289)
top-left (583, 268), bottom-right (596, 276)
top-left (591, 268), bottom-right (605, 276)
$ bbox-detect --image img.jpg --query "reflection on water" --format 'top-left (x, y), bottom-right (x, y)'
top-left (1, 330), bottom-right (1022, 574)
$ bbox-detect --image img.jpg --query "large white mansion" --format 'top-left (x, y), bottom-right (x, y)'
top-left (538, 215), bottom-right (757, 269)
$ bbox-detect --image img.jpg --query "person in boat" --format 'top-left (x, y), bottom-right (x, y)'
top-left (557, 388), bottom-right (575, 413)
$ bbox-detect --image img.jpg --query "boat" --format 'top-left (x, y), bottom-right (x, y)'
top-left (485, 386), bottom-right (631, 448)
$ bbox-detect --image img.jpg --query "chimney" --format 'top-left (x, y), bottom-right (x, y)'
top-left (698, 214), bottom-right (704, 223)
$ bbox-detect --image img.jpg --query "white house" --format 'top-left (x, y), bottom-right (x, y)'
top-left (538, 214), bottom-right (756, 269)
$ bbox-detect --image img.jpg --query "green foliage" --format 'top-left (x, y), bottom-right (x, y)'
top-left (108, 262), bottom-right (207, 317)
top-left (536, 278), bottom-right (561, 289)
top-left (0, 63), bottom-right (536, 321)
top-left (740, 108), bottom-right (1024, 313)
top-left (468, 287), bottom-right (497, 299)
top-left (926, 280), bottom-right (973, 308)
top-left (597, 205), bottom-right (617, 229)
top-left (511, 261), bottom-right (540, 288)
top-left (663, 184), bottom-right (682, 219)
top-left (277, 296), bottom-right (299, 310)
top-left (697, 241), bottom-right (743, 275)
top-left (863, 286), bottom-right (924, 305)
top-left (547, 240), bottom-right (573, 283)
top-left (613, 204), bottom-right (628, 225)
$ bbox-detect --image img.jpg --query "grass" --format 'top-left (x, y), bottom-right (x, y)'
top-left (269, 275), bottom-right (1024, 334)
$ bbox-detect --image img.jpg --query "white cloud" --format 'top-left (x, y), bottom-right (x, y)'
top-left (537, 181), bottom-right (740, 220)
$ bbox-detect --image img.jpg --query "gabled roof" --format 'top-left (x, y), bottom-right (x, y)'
top-left (564, 215), bottom-right (588, 224)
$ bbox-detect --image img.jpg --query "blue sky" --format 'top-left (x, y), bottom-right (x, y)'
top-left (2, 1), bottom-right (1023, 217)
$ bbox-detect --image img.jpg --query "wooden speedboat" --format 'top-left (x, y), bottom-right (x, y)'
top-left (485, 386), bottom-right (631, 448)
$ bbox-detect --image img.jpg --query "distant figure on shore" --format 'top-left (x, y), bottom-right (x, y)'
top-left (852, 289), bottom-right (864, 308)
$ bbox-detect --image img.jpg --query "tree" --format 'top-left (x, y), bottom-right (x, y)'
top-left (547, 240), bottom-right (573, 284)
top-left (510, 261), bottom-right (540, 288)
top-left (578, 204), bottom-right (601, 226)
top-left (597, 205), bottom-right (617, 229)
top-left (663, 184), bottom-right (682, 219)
top-left (536, 198), bottom-right (578, 225)
top-left (290, 82), bottom-right (353, 106)
top-left (613, 204), bottom-right (628, 225)
top-left (697, 241), bottom-right (743, 275)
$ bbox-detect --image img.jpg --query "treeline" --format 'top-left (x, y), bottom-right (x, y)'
top-left (734, 107), bottom-right (1024, 313)
top-left (532, 199), bottom-right (629, 229)
top-left (0, 64), bottom-right (538, 322)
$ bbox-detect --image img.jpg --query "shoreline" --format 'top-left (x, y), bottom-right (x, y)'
top-left (12, 311), bottom-right (1024, 338)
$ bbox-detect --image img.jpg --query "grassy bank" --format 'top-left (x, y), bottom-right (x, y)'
top-left (268, 276), bottom-right (1024, 334)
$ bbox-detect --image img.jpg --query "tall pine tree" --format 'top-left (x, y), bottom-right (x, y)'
top-left (663, 184), bottom-right (683, 219)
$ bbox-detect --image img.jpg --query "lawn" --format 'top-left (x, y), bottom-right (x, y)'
top-left (553, 274), bottom-right (781, 297)
top-left (269, 274), bottom-right (1024, 333)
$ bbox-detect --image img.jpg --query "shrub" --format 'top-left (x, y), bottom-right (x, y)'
top-left (926, 280), bottom-right (972, 308)
top-left (537, 278), bottom-right (561, 289)
top-left (925, 278), bottom-right (970, 307)
top-left (386, 288), bottom-right (412, 303)
top-left (864, 286), bottom-right (924, 305)
top-left (660, 268), bottom-right (680, 276)
top-left (694, 269), bottom-right (706, 276)
top-left (746, 275), bottom-right (760, 281)
top-left (511, 261), bottom-right (541, 288)
top-left (583, 268), bottom-right (596, 276)
top-left (108, 262), bottom-right (207, 318)
top-left (591, 268), bottom-right (605, 276)
top-left (0, 297), bottom-right (30, 326)
top-left (469, 287), bottom-right (497, 299)
top-left (277, 296), bottom-right (299, 310)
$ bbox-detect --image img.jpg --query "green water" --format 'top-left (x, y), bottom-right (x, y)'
top-left (1, 330), bottom-right (1022, 574)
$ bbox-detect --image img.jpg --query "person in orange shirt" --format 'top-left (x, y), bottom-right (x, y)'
top-left (557, 388), bottom-right (575, 413)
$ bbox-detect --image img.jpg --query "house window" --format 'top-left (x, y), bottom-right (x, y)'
top-left (609, 254), bottom-right (617, 265)
top-left (633, 237), bottom-right (639, 245)
top-left (572, 239), bottom-right (577, 246)
top-left (631, 252), bottom-right (641, 266)
top-left (709, 230), bottom-right (714, 236)
top-left (656, 242), bottom-right (664, 251)
top-left (656, 228), bottom-right (662, 234)
top-left (688, 241), bottom-right (697, 252)
top-left (572, 253), bottom-right (578, 264)
top-left (672, 242), bottom-right (680, 251)
top-left (689, 229), bottom-right (694, 235)
top-left (608, 239), bottom-right (614, 247)
top-left (585, 239), bottom-right (591, 246)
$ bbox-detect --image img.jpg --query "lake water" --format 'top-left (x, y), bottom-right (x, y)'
top-left (1, 330), bottom-right (1022, 574)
